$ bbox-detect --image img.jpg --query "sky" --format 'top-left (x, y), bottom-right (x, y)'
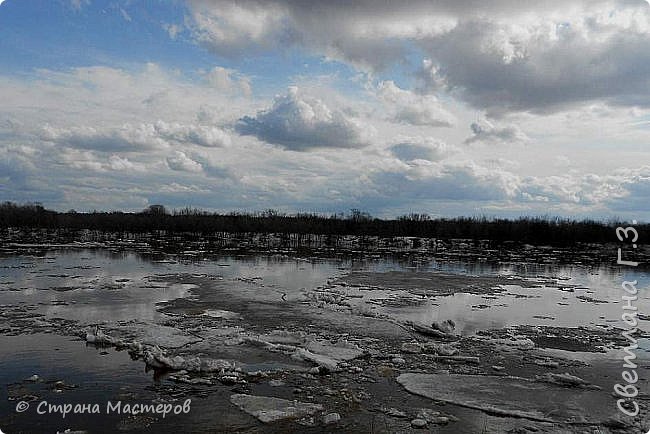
top-left (1, 0), bottom-right (649, 219)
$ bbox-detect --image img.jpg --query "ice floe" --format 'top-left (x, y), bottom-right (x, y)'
top-left (85, 326), bottom-right (238, 373)
top-left (201, 309), bottom-right (242, 320)
top-left (397, 372), bottom-right (619, 424)
top-left (292, 339), bottom-right (364, 371)
top-left (229, 394), bottom-right (323, 423)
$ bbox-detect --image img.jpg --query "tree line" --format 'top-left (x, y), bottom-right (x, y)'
top-left (0, 202), bottom-right (641, 246)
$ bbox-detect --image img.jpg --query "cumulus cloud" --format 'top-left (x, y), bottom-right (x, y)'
top-left (3, 5), bottom-right (650, 217)
top-left (154, 121), bottom-right (231, 147)
top-left (204, 66), bottom-right (252, 96)
top-left (39, 121), bottom-right (230, 152)
top-left (367, 160), bottom-right (521, 204)
top-left (186, 0), bottom-right (447, 69)
top-left (58, 149), bottom-right (147, 173)
top-left (40, 124), bottom-right (164, 152)
top-left (188, 0), bottom-right (294, 56)
top-left (377, 81), bottom-right (455, 127)
top-left (159, 182), bottom-right (208, 193)
top-left (0, 145), bottom-right (63, 204)
top-left (362, 156), bottom-right (650, 216)
top-left (0, 63), bottom-right (255, 134)
top-left (389, 137), bottom-right (457, 162)
top-left (522, 172), bottom-right (631, 205)
top-left (185, 0), bottom-right (650, 113)
top-left (236, 86), bottom-right (372, 151)
top-left (107, 155), bottom-right (144, 171)
top-left (166, 151), bottom-right (203, 173)
top-left (417, 4), bottom-right (650, 113)
top-left (0, 63), bottom-right (258, 211)
top-left (610, 166), bottom-right (650, 211)
top-left (0, 145), bottom-right (36, 186)
top-left (464, 120), bottom-right (528, 144)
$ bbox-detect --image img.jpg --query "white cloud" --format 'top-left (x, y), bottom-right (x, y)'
top-left (159, 182), bottom-right (208, 193)
top-left (389, 137), bottom-right (457, 162)
top-left (163, 23), bottom-right (182, 39)
top-left (0, 63), bottom-right (250, 210)
top-left (58, 149), bottom-right (147, 173)
top-left (119, 7), bottom-right (132, 22)
top-left (377, 81), bottom-right (455, 127)
top-left (366, 159), bottom-right (521, 205)
top-left (236, 86), bottom-right (373, 151)
top-left (107, 155), bottom-right (144, 172)
top-left (166, 151), bottom-right (203, 173)
top-left (39, 124), bottom-right (165, 152)
top-left (204, 66), bottom-right (252, 96)
top-left (38, 121), bottom-right (230, 152)
top-left (0, 64), bottom-right (253, 133)
top-left (188, 0), bottom-right (293, 56)
top-left (2, 17), bottom-right (650, 219)
top-left (464, 119), bottom-right (528, 145)
top-left (185, 0), bottom-right (650, 113)
top-left (154, 121), bottom-right (231, 148)
top-left (415, 3), bottom-right (650, 113)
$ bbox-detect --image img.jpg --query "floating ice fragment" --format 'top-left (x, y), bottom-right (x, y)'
top-left (230, 394), bottom-right (323, 423)
top-left (397, 373), bottom-right (614, 423)
top-left (142, 345), bottom-right (237, 373)
top-left (292, 339), bottom-right (364, 371)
